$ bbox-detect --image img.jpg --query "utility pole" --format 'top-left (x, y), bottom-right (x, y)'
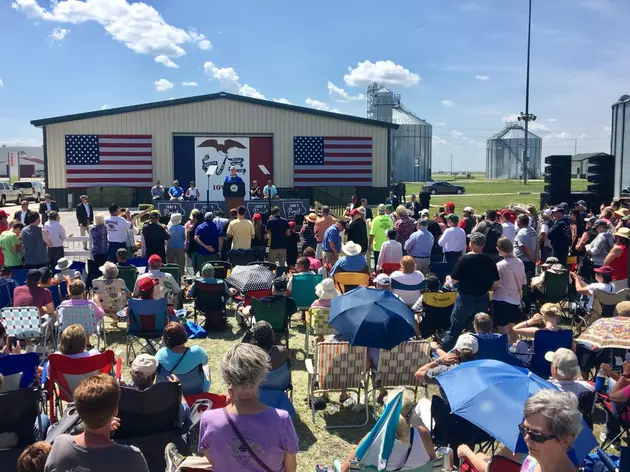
top-left (574, 138), bottom-right (578, 155)
top-left (518, 0), bottom-right (535, 185)
top-left (450, 153), bottom-right (453, 175)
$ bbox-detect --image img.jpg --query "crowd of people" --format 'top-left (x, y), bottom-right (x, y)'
top-left (2, 191), bottom-right (630, 472)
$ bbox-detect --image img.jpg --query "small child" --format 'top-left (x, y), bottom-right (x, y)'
top-left (18, 442), bottom-right (52, 472)
top-left (44, 373), bottom-right (149, 472)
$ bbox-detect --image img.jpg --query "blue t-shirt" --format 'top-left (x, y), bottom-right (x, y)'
top-left (167, 224), bottom-right (186, 249)
top-left (195, 222), bottom-right (219, 255)
top-left (266, 216), bottom-right (289, 249)
top-left (155, 345), bottom-right (210, 392)
top-left (322, 225), bottom-right (341, 253)
top-left (169, 186), bottom-right (184, 198)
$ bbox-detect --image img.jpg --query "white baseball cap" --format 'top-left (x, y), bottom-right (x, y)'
top-left (455, 334), bottom-right (479, 354)
top-left (131, 354), bottom-right (158, 378)
top-left (374, 273), bottom-right (391, 285)
top-left (544, 348), bottom-right (580, 380)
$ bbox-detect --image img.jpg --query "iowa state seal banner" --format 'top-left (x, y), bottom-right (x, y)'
top-left (173, 136), bottom-right (273, 201)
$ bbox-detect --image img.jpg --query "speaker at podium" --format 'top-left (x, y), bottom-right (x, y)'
top-left (223, 180), bottom-right (246, 211)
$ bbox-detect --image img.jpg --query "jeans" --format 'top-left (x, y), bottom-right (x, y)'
top-left (442, 292), bottom-right (490, 351)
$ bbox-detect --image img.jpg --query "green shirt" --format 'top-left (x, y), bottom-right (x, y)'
top-left (0, 231), bottom-right (21, 267)
top-left (369, 215), bottom-right (394, 251)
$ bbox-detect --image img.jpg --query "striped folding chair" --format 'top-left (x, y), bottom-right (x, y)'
top-left (1, 307), bottom-right (54, 358)
top-left (57, 303), bottom-right (106, 349)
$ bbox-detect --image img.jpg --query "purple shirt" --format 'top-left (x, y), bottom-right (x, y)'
top-left (199, 407), bottom-right (298, 471)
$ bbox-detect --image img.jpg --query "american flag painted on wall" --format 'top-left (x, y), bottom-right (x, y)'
top-left (293, 136), bottom-right (373, 187)
top-left (65, 135), bottom-right (153, 188)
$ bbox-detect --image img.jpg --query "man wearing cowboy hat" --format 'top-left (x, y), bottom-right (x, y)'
top-left (330, 241), bottom-right (368, 276)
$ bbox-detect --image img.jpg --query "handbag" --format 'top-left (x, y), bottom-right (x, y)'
top-left (223, 408), bottom-right (274, 472)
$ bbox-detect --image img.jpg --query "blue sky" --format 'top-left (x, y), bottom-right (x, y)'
top-left (1, 0), bottom-right (628, 171)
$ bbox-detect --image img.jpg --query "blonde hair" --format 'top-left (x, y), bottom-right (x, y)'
top-left (189, 208), bottom-right (200, 221)
top-left (616, 301), bottom-right (630, 317)
top-left (68, 279), bottom-right (85, 297)
top-left (94, 213), bottom-right (105, 226)
top-left (400, 255), bottom-right (416, 274)
top-left (58, 324), bottom-right (87, 355)
top-left (387, 388), bottom-right (416, 446)
top-left (497, 237), bottom-right (514, 254)
top-left (396, 205), bottom-right (408, 218)
top-left (541, 303), bottom-right (562, 319)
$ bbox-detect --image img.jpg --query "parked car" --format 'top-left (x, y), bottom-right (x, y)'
top-left (13, 181), bottom-right (44, 202)
top-left (422, 181), bottom-right (465, 195)
top-left (0, 182), bottom-right (23, 206)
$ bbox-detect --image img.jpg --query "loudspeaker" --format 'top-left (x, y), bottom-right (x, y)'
top-left (587, 153), bottom-right (615, 206)
top-left (543, 155), bottom-right (571, 205)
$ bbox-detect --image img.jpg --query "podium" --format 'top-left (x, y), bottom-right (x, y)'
top-left (223, 180), bottom-right (246, 211)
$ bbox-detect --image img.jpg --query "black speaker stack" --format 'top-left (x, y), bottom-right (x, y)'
top-left (541, 155), bottom-right (571, 207)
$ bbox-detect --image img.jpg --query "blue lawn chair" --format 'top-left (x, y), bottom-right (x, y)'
top-left (11, 269), bottom-right (28, 286)
top-left (428, 262), bottom-right (450, 286)
top-left (156, 362), bottom-right (206, 395)
top-left (127, 258), bottom-right (148, 270)
top-left (531, 329), bottom-right (574, 379)
top-left (49, 281), bottom-right (68, 308)
top-left (0, 279), bottom-right (18, 308)
top-left (125, 298), bottom-right (169, 363)
top-left (475, 334), bottom-right (525, 368)
top-left (0, 352), bottom-right (39, 392)
top-left (260, 360), bottom-right (295, 417)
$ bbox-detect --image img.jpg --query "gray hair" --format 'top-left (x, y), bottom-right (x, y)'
top-left (497, 237), bottom-right (514, 254)
top-left (221, 343), bottom-right (270, 389)
top-left (469, 232), bottom-right (486, 247)
top-left (102, 261), bottom-right (119, 279)
top-left (417, 219), bottom-right (428, 227)
top-left (523, 389), bottom-right (582, 440)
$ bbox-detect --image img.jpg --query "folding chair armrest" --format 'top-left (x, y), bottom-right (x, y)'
top-left (115, 357), bottom-right (122, 381)
top-left (305, 358), bottom-right (315, 375)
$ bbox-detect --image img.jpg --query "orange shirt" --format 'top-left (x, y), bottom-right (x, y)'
top-left (314, 215), bottom-right (335, 242)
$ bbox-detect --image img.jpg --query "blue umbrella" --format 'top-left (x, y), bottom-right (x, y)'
top-left (329, 287), bottom-right (416, 350)
top-left (436, 359), bottom-right (597, 466)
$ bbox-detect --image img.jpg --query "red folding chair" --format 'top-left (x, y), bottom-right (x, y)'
top-left (46, 350), bottom-right (121, 422)
top-left (380, 262), bottom-right (399, 275)
top-left (184, 392), bottom-right (228, 412)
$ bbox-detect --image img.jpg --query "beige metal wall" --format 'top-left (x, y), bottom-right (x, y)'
top-left (44, 98), bottom-right (389, 189)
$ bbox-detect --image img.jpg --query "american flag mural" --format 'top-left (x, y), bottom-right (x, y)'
top-left (65, 135), bottom-right (153, 188)
top-left (293, 136), bottom-right (373, 187)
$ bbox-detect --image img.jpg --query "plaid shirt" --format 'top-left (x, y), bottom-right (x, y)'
top-left (395, 216), bottom-right (416, 246)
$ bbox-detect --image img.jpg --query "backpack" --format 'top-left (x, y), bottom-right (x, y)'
top-left (483, 221), bottom-right (503, 249)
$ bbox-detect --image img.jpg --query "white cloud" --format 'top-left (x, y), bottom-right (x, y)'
top-left (238, 84), bottom-right (265, 100)
top-left (503, 114), bottom-right (519, 122)
top-left (545, 118), bottom-right (558, 122)
top-left (154, 55), bottom-right (178, 68)
top-left (101, 104), bottom-right (110, 110)
top-left (0, 78), bottom-right (3, 88)
top-left (181, 81), bottom-right (197, 87)
top-left (305, 98), bottom-right (331, 111)
top-left (441, 100), bottom-right (454, 107)
top-left (546, 131), bottom-right (572, 139)
top-left (475, 75), bottom-right (489, 81)
top-left (155, 78), bottom-right (174, 92)
top-left (344, 60), bottom-right (420, 87)
top-left (529, 122), bottom-right (550, 132)
top-left (49, 27), bottom-right (69, 41)
top-left (188, 29), bottom-right (212, 50)
top-left (273, 98), bottom-right (292, 105)
top-left (197, 39), bottom-right (211, 50)
top-left (204, 61), bottom-right (265, 99)
top-left (327, 81), bottom-right (365, 102)
top-left (433, 135), bottom-right (448, 145)
top-left (13, 0), bottom-right (204, 59)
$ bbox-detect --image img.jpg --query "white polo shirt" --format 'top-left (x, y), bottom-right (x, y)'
top-left (104, 215), bottom-right (131, 243)
top-left (438, 226), bottom-right (467, 253)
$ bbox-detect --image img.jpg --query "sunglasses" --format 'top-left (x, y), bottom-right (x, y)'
top-left (518, 423), bottom-right (556, 444)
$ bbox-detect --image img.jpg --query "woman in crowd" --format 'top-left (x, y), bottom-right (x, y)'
top-left (89, 213), bottom-right (108, 268)
top-left (155, 322), bottom-right (210, 392)
top-left (245, 320), bottom-right (290, 371)
top-left (56, 324), bottom-right (100, 358)
top-left (186, 210), bottom-right (204, 272)
top-left (493, 237), bottom-right (527, 344)
top-left (301, 213), bottom-right (318, 253)
top-left (91, 261), bottom-right (129, 322)
top-left (185, 181), bottom-right (200, 201)
top-left (339, 388), bottom-right (436, 472)
top-left (603, 227), bottom-right (629, 290)
top-left (311, 278), bottom-right (340, 309)
top-left (251, 213), bottom-right (267, 261)
top-left (303, 247), bottom-right (322, 271)
top-left (436, 213), bottom-right (447, 233)
top-left (519, 389), bottom-right (582, 472)
top-left (377, 229), bottom-right (403, 270)
top-left (44, 210), bottom-right (66, 268)
top-left (527, 205), bottom-right (539, 232)
top-left (166, 213), bottom-right (186, 279)
top-left (120, 207), bottom-right (137, 257)
top-left (391, 255), bottom-right (426, 306)
top-left (59, 279), bottom-right (105, 321)
top-left (512, 303), bottom-right (563, 338)
top-left (569, 209), bottom-right (583, 254)
top-left (394, 206), bottom-right (415, 248)
top-left (197, 343), bottom-right (298, 471)
top-left (38, 267), bottom-right (58, 288)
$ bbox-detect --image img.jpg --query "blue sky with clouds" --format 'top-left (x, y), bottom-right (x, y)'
top-left (1, 0), bottom-right (627, 171)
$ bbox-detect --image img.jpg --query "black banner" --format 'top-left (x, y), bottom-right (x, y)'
top-left (157, 199), bottom-right (310, 220)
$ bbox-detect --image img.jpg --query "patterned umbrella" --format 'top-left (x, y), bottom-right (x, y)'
top-left (225, 265), bottom-right (275, 293)
top-left (575, 316), bottom-right (630, 350)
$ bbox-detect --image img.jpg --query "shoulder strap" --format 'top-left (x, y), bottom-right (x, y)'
top-left (223, 408), bottom-right (274, 472)
top-left (166, 347), bottom-right (189, 374)
top-left (392, 427), bottom-right (416, 471)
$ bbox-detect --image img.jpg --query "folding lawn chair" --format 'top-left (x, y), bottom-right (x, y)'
top-left (333, 272), bottom-right (370, 294)
top-left (529, 329), bottom-right (574, 379)
top-left (46, 350), bottom-right (121, 422)
top-left (229, 249), bottom-right (257, 267)
top-left (260, 360), bottom-right (295, 417)
top-left (593, 288), bottom-right (630, 319)
top-left (113, 382), bottom-right (190, 472)
top-left (118, 265), bottom-right (139, 292)
top-left (371, 339), bottom-right (431, 416)
top-left (191, 281), bottom-right (228, 330)
top-left (49, 280), bottom-right (68, 309)
top-left (92, 277), bottom-right (128, 318)
top-left (305, 341), bottom-right (369, 428)
top-left (539, 270), bottom-right (571, 306)
top-left (127, 257), bottom-right (148, 270)
top-left (156, 360), bottom-right (207, 395)
top-left (209, 260), bottom-right (232, 279)
top-left (0, 306), bottom-right (54, 357)
top-left (195, 254), bottom-right (218, 272)
top-left (418, 292), bottom-right (456, 339)
top-left (161, 263), bottom-right (181, 284)
top-left (250, 296), bottom-right (292, 347)
top-left (474, 334), bottom-right (525, 367)
top-left (125, 297), bottom-right (169, 362)
top-left (392, 278), bottom-right (426, 306)
top-left (57, 302), bottom-right (106, 349)
top-left (597, 393), bottom-right (630, 451)
top-left (0, 352), bottom-right (39, 393)
top-left (379, 262), bottom-right (399, 275)
top-left (291, 272), bottom-right (322, 320)
top-left (11, 268), bottom-right (28, 286)
top-left (305, 307), bottom-right (336, 355)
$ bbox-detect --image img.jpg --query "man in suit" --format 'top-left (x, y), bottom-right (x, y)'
top-left (75, 195), bottom-right (93, 249)
top-left (38, 194), bottom-right (59, 224)
top-left (14, 200), bottom-right (33, 225)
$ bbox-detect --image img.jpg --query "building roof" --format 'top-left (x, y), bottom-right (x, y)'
top-left (572, 152), bottom-right (608, 162)
top-left (489, 123), bottom-right (541, 141)
top-left (392, 107), bottom-right (430, 126)
top-left (31, 91), bottom-right (398, 129)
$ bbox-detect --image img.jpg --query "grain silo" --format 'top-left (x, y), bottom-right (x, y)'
top-left (612, 94), bottom-right (630, 196)
top-left (367, 83), bottom-right (432, 182)
top-left (486, 122), bottom-right (542, 180)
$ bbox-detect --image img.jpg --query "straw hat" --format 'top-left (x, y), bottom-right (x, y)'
top-left (342, 241), bottom-right (362, 256)
top-left (614, 227), bottom-right (630, 240)
top-left (306, 213), bottom-right (317, 224)
top-left (55, 257), bottom-right (71, 271)
top-left (315, 278), bottom-right (340, 300)
top-left (169, 213), bottom-right (182, 225)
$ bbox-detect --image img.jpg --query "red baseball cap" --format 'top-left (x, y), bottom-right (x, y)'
top-left (0, 210), bottom-right (8, 218)
top-left (148, 254), bottom-right (162, 265)
top-left (288, 221), bottom-right (296, 229)
top-left (137, 277), bottom-right (158, 293)
top-left (594, 265), bottom-right (614, 277)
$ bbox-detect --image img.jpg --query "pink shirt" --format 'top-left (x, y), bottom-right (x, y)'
top-left (310, 299), bottom-right (332, 308)
top-left (307, 256), bottom-right (322, 270)
top-left (59, 298), bottom-right (105, 320)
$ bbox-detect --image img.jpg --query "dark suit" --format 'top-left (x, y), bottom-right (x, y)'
top-left (14, 209), bottom-right (36, 225)
top-left (39, 200), bottom-right (59, 224)
top-left (75, 203), bottom-right (94, 227)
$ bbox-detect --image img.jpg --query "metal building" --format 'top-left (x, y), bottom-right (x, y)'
top-left (367, 84), bottom-right (432, 182)
top-left (30, 92), bottom-right (396, 204)
top-left (486, 123), bottom-right (542, 180)
top-left (612, 94), bottom-right (630, 196)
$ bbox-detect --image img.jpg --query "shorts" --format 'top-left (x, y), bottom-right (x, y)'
top-left (491, 300), bottom-right (524, 327)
